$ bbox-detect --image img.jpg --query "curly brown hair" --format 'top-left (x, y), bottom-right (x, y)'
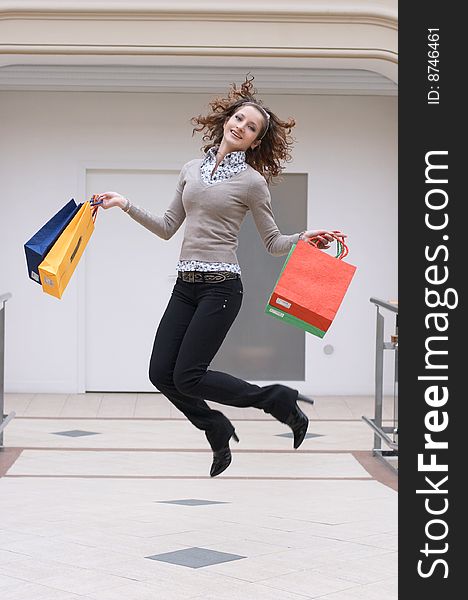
top-left (191, 75), bottom-right (296, 183)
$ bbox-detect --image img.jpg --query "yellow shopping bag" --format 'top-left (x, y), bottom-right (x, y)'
top-left (38, 201), bottom-right (98, 299)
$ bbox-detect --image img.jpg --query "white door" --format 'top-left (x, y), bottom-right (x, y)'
top-left (85, 168), bottom-right (183, 391)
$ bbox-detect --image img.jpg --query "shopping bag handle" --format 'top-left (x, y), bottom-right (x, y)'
top-left (68, 201), bottom-right (99, 264)
top-left (89, 197), bottom-right (100, 223)
top-left (306, 233), bottom-right (349, 260)
top-left (90, 194), bottom-right (103, 207)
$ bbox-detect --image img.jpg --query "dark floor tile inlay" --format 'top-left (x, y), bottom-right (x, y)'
top-left (157, 499), bottom-right (230, 506)
top-left (146, 547), bottom-right (246, 568)
top-left (52, 430), bottom-right (100, 437)
top-left (276, 432), bottom-right (323, 439)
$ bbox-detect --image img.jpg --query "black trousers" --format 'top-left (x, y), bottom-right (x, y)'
top-left (149, 277), bottom-right (298, 451)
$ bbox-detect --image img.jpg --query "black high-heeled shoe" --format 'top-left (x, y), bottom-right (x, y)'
top-left (285, 394), bottom-right (315, 449)
top-left (210, 431), bottom-right (239, 478)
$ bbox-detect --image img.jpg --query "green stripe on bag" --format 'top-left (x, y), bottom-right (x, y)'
top-left (264, 305), bottom-right (326, 338)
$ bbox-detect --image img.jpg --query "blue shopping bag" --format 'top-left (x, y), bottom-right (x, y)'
top-left (24, 199), bottom-right (81, 284)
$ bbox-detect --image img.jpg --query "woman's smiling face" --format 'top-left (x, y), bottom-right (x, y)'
top-left (222, 105), bottom-right (266, 151)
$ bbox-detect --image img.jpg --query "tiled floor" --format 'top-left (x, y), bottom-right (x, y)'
top-left (0, 393), bottom-right (397, 599)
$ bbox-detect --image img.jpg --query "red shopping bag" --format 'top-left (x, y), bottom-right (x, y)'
top-left (266, 236), bottom-right (356, 336)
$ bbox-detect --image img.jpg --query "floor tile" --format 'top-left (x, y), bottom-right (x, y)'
top-left (156, 499), bottom-right (230, 506)
top-left (311, 551), bottom-right (397, 585)
top-left (59, 395), bottom-right (103, 418)
top-left (6, 450), bottom-right (370, 478)
top-left (36, 570), bottom-right (130, 596)
top-left (318, 575), bottom-right (397, 599)
top-left (0, 557), bottom-right (67, 582)
top-left (261, 568), bottom-right (359, 597)
top-left (276, 432), bottom-right (323, 439)
top-left (352, 532), bottom-right (398, 551)
top-left (52, 430), bottom-right (100, 437)
top-left (5, 417), bottom-right (377, 451)
top-left (204, 549), bottom-right (306, 582)
top-left (134, 394), bottom-right (171, 417)
top-left (97, 394), bottom-right (137, 417)
top-left (0, 574), bottom-right (30, 591)
top-left (3, 394), bottom-right (35, 417)
top-left (0, 579), bottom-right (84, 599)
top-left (0, 549), bottom-right (28, 566)
top-left (22, 395), bottom-right (69, 417)
top-left (83, 580), bottom-right (197, 600)
top-left (146, 546), bottom-right (247, 568)
top-left (190, 579), bottom-right (313, 600)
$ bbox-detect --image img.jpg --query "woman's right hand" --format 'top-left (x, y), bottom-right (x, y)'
top-left (302, 229), bottom-right (347, 250)
top-left (93, 191), bottom-right (127, 210)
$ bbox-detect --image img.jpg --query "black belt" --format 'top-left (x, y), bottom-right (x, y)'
top-left (177, 271), bottom-right (240, 283)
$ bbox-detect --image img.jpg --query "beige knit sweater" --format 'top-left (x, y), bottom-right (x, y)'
top-left (127, 159), bottom-right (301, 264)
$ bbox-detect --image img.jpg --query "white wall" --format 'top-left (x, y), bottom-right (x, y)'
top-left (0, 90), bottom-right (397, 394)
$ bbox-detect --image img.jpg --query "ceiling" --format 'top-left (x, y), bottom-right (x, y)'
top-left (0, 65), bottom-right (397, 95)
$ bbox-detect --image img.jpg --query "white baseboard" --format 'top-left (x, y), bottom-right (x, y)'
top-left (5, 381), bottom-right (79, 394)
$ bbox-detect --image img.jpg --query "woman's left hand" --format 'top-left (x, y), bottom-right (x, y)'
top-left (301, 229), bottom-right (347, 249)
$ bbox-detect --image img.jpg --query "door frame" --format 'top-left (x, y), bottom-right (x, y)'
top-left (76, 159), bottom-right (184, 393)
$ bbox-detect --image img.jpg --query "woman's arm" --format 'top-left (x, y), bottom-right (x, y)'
top-left (94, 165), bottom-right (187, 240)
top-left (247, 175), bottom-right (300, 256)
top-left (247, 174), bottom-right (346, 254)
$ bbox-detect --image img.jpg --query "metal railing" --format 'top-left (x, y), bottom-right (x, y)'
top-left (1, 293), bottom-right (15, 447)
top-left (362, 297), bottom-right (398, 471)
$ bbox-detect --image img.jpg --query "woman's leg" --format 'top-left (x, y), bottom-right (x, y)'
top-left (149, 280), bottom-right (235, 450)
top-left (172, 278), bottom-right (299, 426)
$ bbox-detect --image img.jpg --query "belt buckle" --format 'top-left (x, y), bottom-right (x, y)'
top-left (187, 272), bottom-right (195, 283)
